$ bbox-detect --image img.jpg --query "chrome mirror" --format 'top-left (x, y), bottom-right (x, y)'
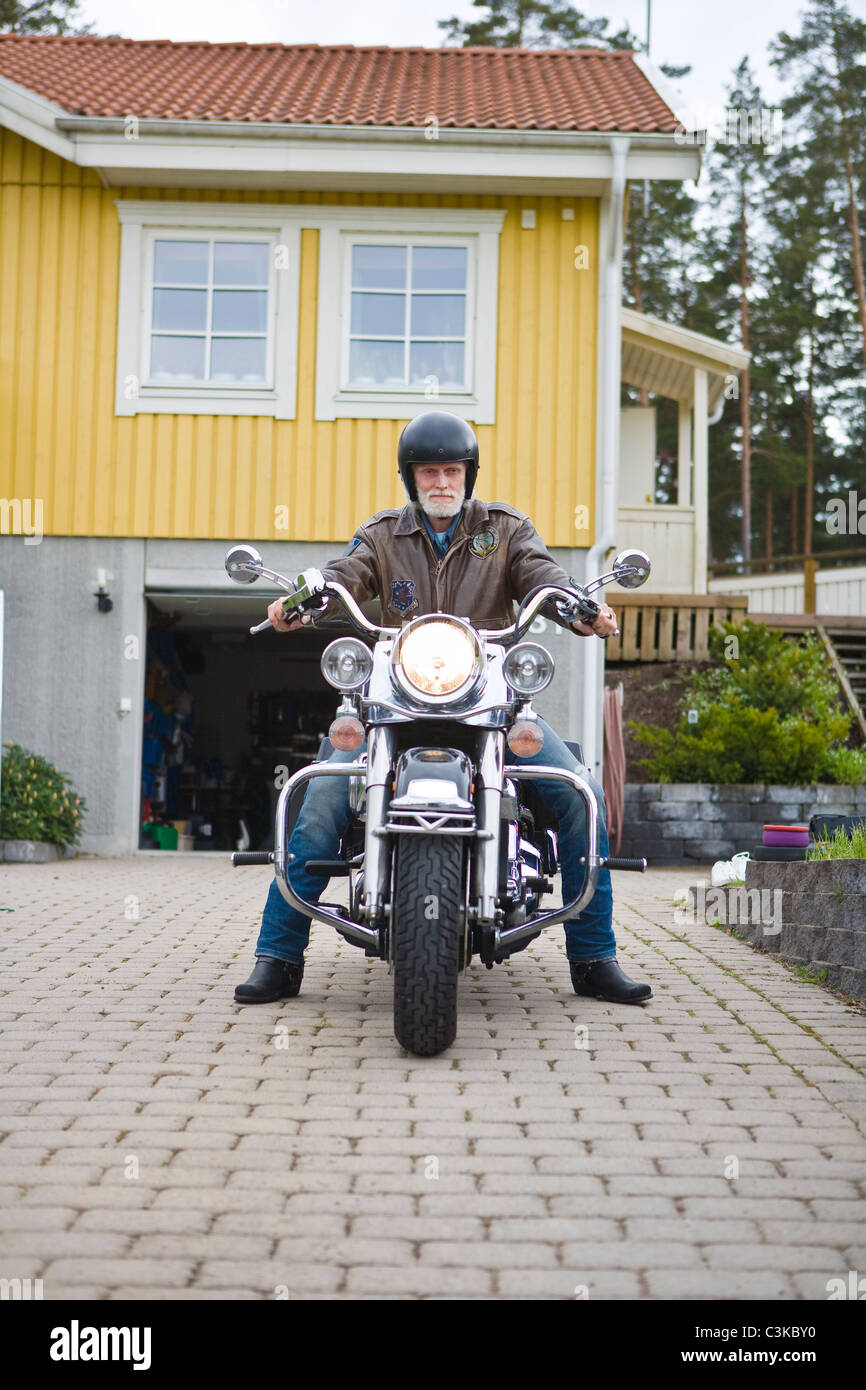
top-left (225, 543), bottom-right (263, 584)
top-left (612, 549), bottom-right (651, 589)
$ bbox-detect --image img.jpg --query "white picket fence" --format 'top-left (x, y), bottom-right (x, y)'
top-left (708, 564), bottom-right (866, 616)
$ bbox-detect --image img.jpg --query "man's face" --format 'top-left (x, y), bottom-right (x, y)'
top-left (413, 461), bottom-right (467, 519)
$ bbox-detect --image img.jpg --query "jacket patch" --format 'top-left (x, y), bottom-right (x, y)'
top-left (389, 578), bottom-right (418, 614)
top-left (469, 529), bottom-right (498, 557)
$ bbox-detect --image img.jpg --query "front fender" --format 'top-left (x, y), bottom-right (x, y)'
top-left (392, 747), bottom-right (473, 803)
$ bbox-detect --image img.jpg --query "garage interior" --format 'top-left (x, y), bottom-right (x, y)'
top-left (141, 591), bottom-right (351, 852)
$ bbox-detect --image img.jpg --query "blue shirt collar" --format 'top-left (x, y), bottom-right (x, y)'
top-left (420, 507), bottom-right (462, 557)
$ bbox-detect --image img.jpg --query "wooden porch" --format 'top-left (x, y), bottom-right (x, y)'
top-left (604, 592), bottom-right (749, 663)
top-left (604, 595), bottom-right (866, 741)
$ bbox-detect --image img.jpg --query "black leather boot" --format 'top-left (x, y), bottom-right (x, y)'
top-left (570, 957), bottom-right (652, 1004)
top-left (234, 956), bottom-right (304, 1004)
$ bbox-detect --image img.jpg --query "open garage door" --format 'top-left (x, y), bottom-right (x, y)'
top-left (140, 589), bottom-right (342, 852)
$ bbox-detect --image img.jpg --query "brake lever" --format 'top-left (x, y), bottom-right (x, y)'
top-left (556, 588), bottom-right (599, 626)
top-left (556, 589), bottom-right (620, 638)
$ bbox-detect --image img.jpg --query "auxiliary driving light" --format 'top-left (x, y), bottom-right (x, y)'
top-left (506, 720), bottom-right (545, 757)
top-left (503, 643), bottom-right (554, 696)
top-left (321, 638), bottom-right (373, 691)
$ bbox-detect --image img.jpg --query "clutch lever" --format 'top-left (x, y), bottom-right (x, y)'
top-left (249, 568), bottom-right (329, 635)
top-left (249, 594), bottom-right (329, 636)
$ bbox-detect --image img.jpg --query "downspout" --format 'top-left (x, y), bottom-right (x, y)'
top-left (576, 135), bottom-right (629, 775)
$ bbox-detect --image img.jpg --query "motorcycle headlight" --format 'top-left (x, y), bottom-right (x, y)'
top-left (392, 616), bottom-right (483, 704)
top-left (503, 643), bottom-right (554, 696)
top-left (321, 638), bottom-right (373, 691)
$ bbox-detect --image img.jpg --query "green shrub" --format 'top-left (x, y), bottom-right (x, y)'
top-left (821, 746), bottom-right (866, 785)
top-left (629, 621), bottom-right (864, 785)
top-left (0, 743), bottom-right (86, 847)
top-left (807, 825), bottom-right (866, 860)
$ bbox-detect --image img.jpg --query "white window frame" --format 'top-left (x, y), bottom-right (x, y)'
top-left (115, 202), bottom-right (301, 418)
top-left (342, 235), bottom-right (474, 397)
top-left (143, 231), bottom-right (275, 392)
top-left (315, 208), bottom-right (506, 424)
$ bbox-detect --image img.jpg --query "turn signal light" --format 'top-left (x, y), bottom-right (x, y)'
top-left (329, 715), bottom-right (365, 751)
top-left (506, 721), bottom-right (544, 757)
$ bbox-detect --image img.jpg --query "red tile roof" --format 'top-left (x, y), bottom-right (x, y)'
top-left (0, 35), bottom-right (678, 133)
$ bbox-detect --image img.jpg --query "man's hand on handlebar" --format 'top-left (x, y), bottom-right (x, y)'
top-left (555, 587), bottom-right (619, 640)
top-left (572, 603), bottom-right (619, 639)
top-left (267, 596), bottom-right (311, 632)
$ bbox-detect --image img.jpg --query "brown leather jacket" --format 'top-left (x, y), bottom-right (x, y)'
top-left (320, 497), bottom-right (578, 632)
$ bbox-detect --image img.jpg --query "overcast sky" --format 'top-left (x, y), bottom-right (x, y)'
top-left (75, 0), bottom-right (862, 123)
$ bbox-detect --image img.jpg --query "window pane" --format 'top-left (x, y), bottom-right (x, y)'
top-left (153, 240), bottom-right (208, 285)
top-left (410, 294), bottom-right (465, 337)
top-left (152, 288), bottom-right (208, 331)
top-left (409, 341), bottom-right (465, 388)
top-left (352, 244), bottom-right (407, 289)
top-left (350, 292), bottom-right (405, 336)
top-left (150, 335), bottom-right (205, 381)
top-left (210, 337), bottom-right (267, 382)
top-left (212, 290), bottom-right (268, 332)
top-left (411, 246), bottom-right (467, 290)
top-left (213, 242), bottom-right (270, 286)
top-left (349, 339), bottom-right (404, 385)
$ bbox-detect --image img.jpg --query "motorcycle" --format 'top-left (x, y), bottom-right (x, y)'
top-left (225, 543), bottom-right (652, 1056)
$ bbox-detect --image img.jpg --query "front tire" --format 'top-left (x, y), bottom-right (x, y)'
top-left (392, 834), bottom-right (465, 1056)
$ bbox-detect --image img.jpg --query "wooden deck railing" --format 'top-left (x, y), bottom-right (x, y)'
top-left (605, 593), bottom-right (749, 663)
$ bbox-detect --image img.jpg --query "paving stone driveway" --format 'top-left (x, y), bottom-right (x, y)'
top-left (1, 855), bottom-right (865, 1301)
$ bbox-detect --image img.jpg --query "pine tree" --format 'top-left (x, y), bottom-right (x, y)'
top-left (697, 60), bottom-right (774, 566)
top-left (770, 0), bottom-right (866, 370)
top-left (0, 0), bottom-right (92, 31)
top-left (437, 0), bottom-right (638, 49)
top-left (760, 139), bottom-right (850, 571)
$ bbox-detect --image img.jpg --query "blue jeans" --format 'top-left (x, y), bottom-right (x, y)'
top-left (256, 717), bottom-right (616, 965)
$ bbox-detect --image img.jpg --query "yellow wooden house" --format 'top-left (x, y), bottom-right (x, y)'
top-left (0, 36), bottom-right (701, 853)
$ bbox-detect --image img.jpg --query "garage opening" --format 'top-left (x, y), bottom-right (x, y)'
top-left (140, 590), bottom-right (349, 852)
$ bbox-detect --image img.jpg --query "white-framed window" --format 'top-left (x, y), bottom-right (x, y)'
top-left (114, 202), bottom-right (301, 418)
top-left (344, 239), bottom-right (471, 392)
top-left (315, 208), bottom-right (506, 423)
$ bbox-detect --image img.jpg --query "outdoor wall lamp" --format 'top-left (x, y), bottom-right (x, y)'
top-left (93, 567), bottom-right (113, 613)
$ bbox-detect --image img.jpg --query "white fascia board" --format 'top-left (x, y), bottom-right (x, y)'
top-left (0, 75), bottom-right (77, 161)
top-left (73, 133), bottom-right (611, 180)
top-left (93, 148), bottom-right (699, 191)
top-left (58, 124), bottom-right (699, 188)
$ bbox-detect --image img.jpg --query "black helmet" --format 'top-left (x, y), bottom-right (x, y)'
top-left (397, 411), bottom-right (479, 501)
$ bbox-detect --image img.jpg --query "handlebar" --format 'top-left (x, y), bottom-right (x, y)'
top-left (482, 584), bottom-right (616, 645)
top-left (248, 574), bottom-right (614, 646)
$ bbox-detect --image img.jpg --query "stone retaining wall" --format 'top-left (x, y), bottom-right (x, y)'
top-left (0, 840), bottom-right (75, 862)
top-left (619, 783), bottom-right (866, 864)
top-left (683, 859), bottom-right (866, 998)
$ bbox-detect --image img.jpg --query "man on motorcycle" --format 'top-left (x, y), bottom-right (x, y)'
top-left (234, 411), bottom-right (652, 1008)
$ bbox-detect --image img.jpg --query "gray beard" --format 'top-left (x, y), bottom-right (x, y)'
top-left (417, 489), bottom-right (466, 521)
